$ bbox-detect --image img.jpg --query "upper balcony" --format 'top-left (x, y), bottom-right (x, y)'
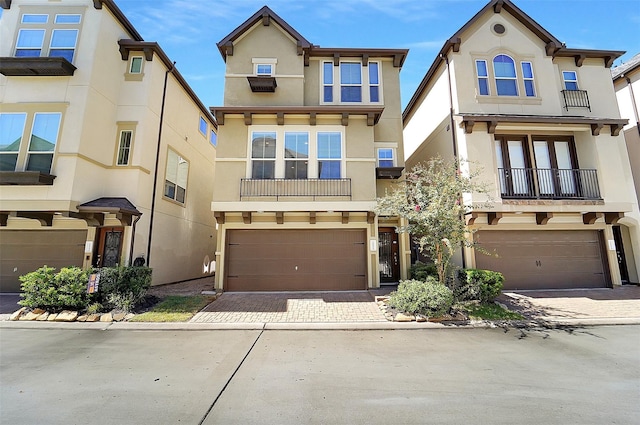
top-left (561, 89), bottom-right (590, 111)
top-left (240, 178), bottom-right (351, 201)
top-left (498, 167), bottom-right (600, 200)
top-left (0, 57), bottom-right (76, 77)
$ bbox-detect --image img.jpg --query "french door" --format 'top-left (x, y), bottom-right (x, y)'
top-left (495, 136), bottom-right (532, 197)
top-left (532, 137), bottom-right (578, 197)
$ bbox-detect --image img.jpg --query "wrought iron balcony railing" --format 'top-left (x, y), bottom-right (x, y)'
top-left (240, 178), bottom-right (351, 200)
top-left (498, 168), bottom-right (601, 200)
top-left (561, 89), bottom-right (591, 111)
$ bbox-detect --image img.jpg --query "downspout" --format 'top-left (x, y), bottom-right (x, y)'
top-left (128, 214), bottom-right (142, 266)
top-left (625, 77), bottom-right (640, 137)
top-left (441, 51), bottom-right (466, 268)
top-left (146, 61), bottom-right (176, 265)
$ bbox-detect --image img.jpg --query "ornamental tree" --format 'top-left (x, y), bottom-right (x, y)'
top-left (376, 156), bottom-right (492, 285)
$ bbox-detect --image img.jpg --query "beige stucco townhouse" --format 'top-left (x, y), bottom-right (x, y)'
top-left (0, 0), bottom-right (218, 291)
top-left (613, 53), bottom-right (640, 235)
top-left (211, 7), bottom-right (410, 291)
top-left (403, 0), bottom-right (640, 289)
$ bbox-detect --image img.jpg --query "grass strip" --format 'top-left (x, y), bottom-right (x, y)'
top-left (130, 295), bottom-right (214, 322)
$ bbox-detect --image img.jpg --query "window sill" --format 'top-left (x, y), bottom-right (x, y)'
top-left (475, 95), bottom-right (542, 105)
top-left (124, 72), bottom-right (144, 81)
top-left (162, 195), bottom-right (186, 207)
top-left (0, 57), bottom-right (76, 77)
top-left (0, 171), bottom-right (56, 185)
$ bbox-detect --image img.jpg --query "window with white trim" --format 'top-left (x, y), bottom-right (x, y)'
top-left (317, 132), bottom-right (342, 178)
top-left (0, 112), bottom-right (61, 174)
top-left (377, 148), bottom-right (394, 167)
top-left (252, 58), bottom-right (277, 76)
top-left (521, 61), bottom-right (535, 97)
top-left (248, 127), bottom-right (344, 179)
top-left (562, 71), bottom-right (579, 90)
top-left (129, 56), bottom-right (143, 74)
top-left (251, 132), bottom-right (277, 179)
top-left (164, 149), bottom-right (189, 204)
top-left (116, 130), bottom-right (133, 166)
top-left (285, 132), bottom-right (309, 179)
top-left (493, 54), bottom-right (518, 96)
top-left (199, 117), bottom-right (207, 136)
top-left (0, 113), bottom-right (27, 172)
top-left (14, 13), bottom-right (81, 62)
top-left (210, 129), bottom-right (217, 147)
top-left (476, 60), bottom-right (489, 95)
top-left (256, 64), bottom-right (273, 76)
top-left (322, 61), bottom-right (382, 104)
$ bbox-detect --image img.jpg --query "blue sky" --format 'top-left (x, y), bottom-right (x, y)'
top-left (118, 0), bottom-right (639, 110)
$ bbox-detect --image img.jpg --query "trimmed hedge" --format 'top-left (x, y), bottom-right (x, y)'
top-left (19, 266), bottom-right (90, 312)
top-left (409, 261), bottom-right (438, 281)
top-left (18, 265), bottom-right (152, 313)
top-left (454, 269), bottom-right (504, 303)
top-left (388, 278), bottom-right (454, 318)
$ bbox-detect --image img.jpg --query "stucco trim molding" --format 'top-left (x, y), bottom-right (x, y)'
top-left (211, 106), bottom-right (384, 126)
top-left (458, 113), bottom-right (628, 136)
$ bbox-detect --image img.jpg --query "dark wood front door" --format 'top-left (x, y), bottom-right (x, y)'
top-left (613, 226), bottom-right (630, 284)
top-left (378, 227), bottom-right (400, 283)
top-left (96, 227), bottom-right (124, 267)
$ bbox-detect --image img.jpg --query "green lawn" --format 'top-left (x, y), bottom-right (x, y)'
top-left (462, 302), bottom-right (524, 321)
top-left (130, 295), bottom-right (215, 322)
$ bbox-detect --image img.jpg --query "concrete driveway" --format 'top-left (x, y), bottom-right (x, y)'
top-left (498, 285), bottom-right (640, 325)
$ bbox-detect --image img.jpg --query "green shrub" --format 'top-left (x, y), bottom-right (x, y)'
top-left (95, 266), bottom-right (152, 311)
top-left (455, 269), bottom-right (504, 303)
top-left (19, 266), bottom-right (90, 312)
top-left (409, 261), bottom-right (438, 281)
top-left (388, 278), bottom-right (454, 318)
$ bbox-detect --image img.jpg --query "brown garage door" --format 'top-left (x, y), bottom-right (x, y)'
top-left (0, 230), bottom-right (87, 292)
top-left (225, 229), bottom-right (367, 291)
top-left (474, 230), bottom-right (609, 290)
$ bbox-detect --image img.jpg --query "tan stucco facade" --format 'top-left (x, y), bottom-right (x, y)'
top-left (0, 0), bottom-right (217, 290)
top-left (211, 7), bottom-right (410, 291)
top-left (403, 0), bottom-right (640, 287)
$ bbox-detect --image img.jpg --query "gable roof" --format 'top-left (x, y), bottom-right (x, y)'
top-left (217, 6), bottom-right (312, 62)
top-left (216, 6), bottom-right (408, 68)
top-left (612, 52), bottom-right (640, 81)
top-left (403, 0), bottom-right (625, 123)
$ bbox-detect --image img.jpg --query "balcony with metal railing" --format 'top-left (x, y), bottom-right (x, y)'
top-left (240, 178), bottom-right (352, 200)
top-left (561, 89), bottom-right (591, 111)
top-left (497, 168), bottom-right (601, 200)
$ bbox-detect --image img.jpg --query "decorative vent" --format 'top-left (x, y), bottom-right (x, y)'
top-left (493, 23), bottom-right (506, 34)
top-left (247, 76), bottom-right (277, 93)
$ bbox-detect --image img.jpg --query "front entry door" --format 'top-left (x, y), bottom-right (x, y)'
top-left (96, 227), bottom-right (124, 267)
top-left (379, 228), bottom-right (400, 283)
top-left (612, 226), bottom-right (630, 284)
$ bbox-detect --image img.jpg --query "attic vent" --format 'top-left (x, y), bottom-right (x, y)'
top-left (493, 23), bottom-right (506, 34)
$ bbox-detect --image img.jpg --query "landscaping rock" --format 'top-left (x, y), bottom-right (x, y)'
top-left (394, 313), bottom-right (415, 322)
top-left (55, 311), bottom-right (78, 322)
top-left (100, 312), bottom-right (113, 322)
top-left (10, 307), bottom-right (27, 321)
top-left (112, 312), bottom-right (126, 322)
top-left (36, 312), bottom-right (50, 321)
top-left (77, 315), bottom-right (88, 322)
top-left (47, 313), bottom-right (58, 321)
top-left (32, 308), bottom-right (46, 315)
top-left (86, 314), bottom-right (100, 322)
top-left (124, 313), bottom-right (135, 321)
top-left (21, 311), bottom-right (41, 321)
top-left (416, 315), bottom-right (427, 322)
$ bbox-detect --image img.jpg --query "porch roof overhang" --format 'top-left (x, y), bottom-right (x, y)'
top-left (211, 105), bottom-right (384, 126)
top-left (457, 113), bottom-right (628, 136)
top-left (77, 197), bottom-right (141, 216)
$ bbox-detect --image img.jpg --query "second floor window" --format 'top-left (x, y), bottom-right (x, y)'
top-left (15, 13), bottom-right (81, 63)
top-left (116, 130), bottom-right (133, 166)
top-left (476, 60), bottom-right (489, 95)
top-left (377, 148), bottom-right (394, 167)
top-left (251, 132), bottom-right (277, 179)
top-left (340, 62), bottom-right (362, 102)
top-left (285, 132), bottom-right (309, 179)
top-left (317, 132), bottom-right (342, 178)
top-left (0, 112), bottom-right (61, 174)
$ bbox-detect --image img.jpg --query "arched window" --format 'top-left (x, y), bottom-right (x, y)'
top-left (493, 54), bottom-right (518, 96)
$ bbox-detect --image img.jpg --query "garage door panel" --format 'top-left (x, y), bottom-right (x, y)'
top-left (0, 230), bottom-right (87, 293)
top-left (475, 230), bottom-right (608, 290)
top-left (225, 229), bottom-right (367, 291)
